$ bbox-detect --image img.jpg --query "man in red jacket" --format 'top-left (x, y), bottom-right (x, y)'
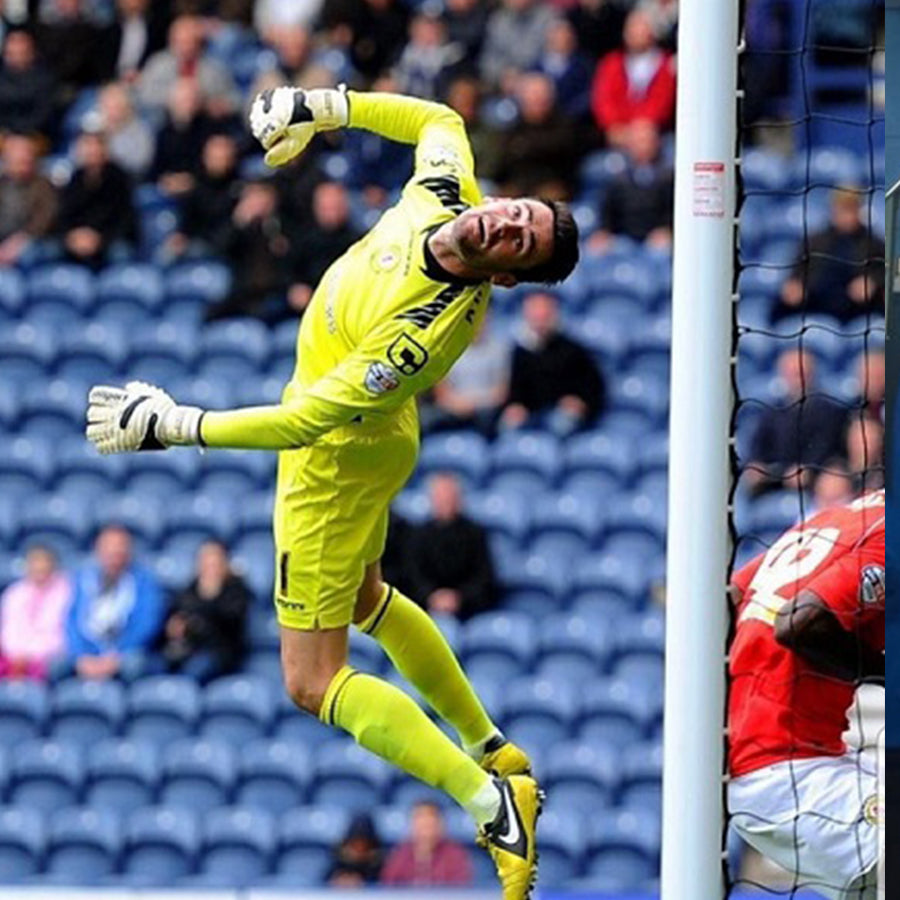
top-left (590, 8), bottom-right (676, 147)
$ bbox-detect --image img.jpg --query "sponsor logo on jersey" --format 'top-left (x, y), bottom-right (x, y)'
top-left (859, 564), bottom-right (885, 606)
top-left (418, 175), bottom-right (467, 214)
top-left (387, 332), bottom-right (429, 375)
top-left (396, 284), bottom-right (465, 329)
top-left (422, 144), bottom-right (463, 171)
top-left (364, 361), bottom-right (400, 394)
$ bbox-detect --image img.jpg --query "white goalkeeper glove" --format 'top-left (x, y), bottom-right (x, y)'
top-left (86, 382), bottom-right (204, 454)
top-left (249, 85), bottom-right (349, 167)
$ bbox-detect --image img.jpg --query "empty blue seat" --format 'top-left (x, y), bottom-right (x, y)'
top-left (56, 436), bottom-right (126, 492)
top-left (0, 267), bottom-right (25, 317)
top-left (563, 430), bottom-right (634, 484)
top-left (537, 806), bottom-right (588, 886)
top-left (0, 807), bottom-right (45, 881)
top-left (235, 740), bottom-right (309, 815)
top-left (418, 431), bottom-right (490, 487)
top-left (460, 612), bottom-right (538, 671)
top-left (748, 490), bottom-right (806, 534)
top-left (543, 742), bottom-right (619, 818)
top-left (800, 145), bottom-right (862, 189)
top-left (165, 261), bottom-right (231, 308)
top-left (94, 493), bottom-right (166, 548)
top-left (741, 147), bottom-right (790, 192)
top-left (348, 628), bottom-right (389, 674)
top-left (0, 322), bottom-right (57, 386)
top-left (538, 614), bottom-right (614, 674)
top-left (572, 554), bottom-right (649, 606)
top-left (501, 677), bottom-right (577, 744)
top-left (608, 492), bottom-right (668, 543)
top-left (197, 452), bottom-right (273, 498)
top-left (96, 263), bottom-right (164, 314)
top-left (57, 322), bottom-right (128, 382)
top-left (0, 679), bottom-right (49, 745)
top-left (231, 532), bottom-right (275, 599)
top-left (46, 808), bottom-right (121, 882)
top-left (122, 450), bottom-right (199, 498)
top-left (491, 431), bottom-right (562, 484)
top-left (487, 468), bottom-right (553, 498)
top-left (126, 320), bottom-right (197, 372)
top-left (499, 550), bottom-right (569, 599)
top-left (578, 311), bottom-right (630, 366)
top-left (531, 491), bottom-right (604, 543)
top-left (590, 259), bottom-right (657, 305)
top-left (200, 675), bottom-right (276, 744)
top-left (310, 741), bottom-right (391, 809)
top-left (9, 740), bottom-right (83, 814)
top-left (160, 739), bottom-right (236, 814)
top-left (586, 808), bottom-right (660, 886)
top-left (620, 741), bottom-right (663, 795)
top-left (124, 807), bottom-right (199, 884)
top-left (610, 372), bottom-right (669, 423)
top-left (577, 679), bottom-right (646, 750)
top-left (85, 739), bottom-right (159, 814)
top-left (126, 677), bottom-right (201, 745)
top-left (27, 263), bottom-right (95, 311)
top-left (164, 492), bottom-right (240, 547)
top-left (277, 806), bottom-right (349, 884)
top-left (273, 696), bottom-right (336, 748)
top-left (197, 319), bottom-right (271, 380)
top-left (201, 807), bottom-right (276, 887)
top-left (528, 532), bottom-right (588, 567)
top-left (50, 678), bottom-right (126, 745)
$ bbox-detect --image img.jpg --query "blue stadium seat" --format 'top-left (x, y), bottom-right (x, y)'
top-left (537, 614), bottom-right (614, 676)
top-left (585, 808), bottom-right (660, 888)
top-left (800, 145), bottom-right (862, 189)
top-left (20, 495), bottom-right (93, 553)
top-left (498, 550), bottom-right (569, 600)
top-left (196, 452), bottom-right (274, 498)
top-left (543, 742), bottom-right (618, 818)
top-left (537, 806), bottom-right (588, 887)
top-left (200, 807), bottom-right (276, 884)
top-left (577, 679), bottom-right (646, 751)
top-left (0, 267), bottom-right (25, 318)
top-left (160, 739), bottom-right (236, 814)
top-left (501, 677), bottom-right (578, 754)
top-left (122, 450), bottom-right (199, 498)
top-left (0, 677), bottom-right (49, 745)
top-left (737, 262), bottom-right (786, 302)
top-left (126, 677), bottom-right (201, 745)
top-left (610, 373), bottom-right (669, 424)
top-left (0, 322), bottom-right (57, 387)
top-left (199, 675), bottom-right (276, 744)
top-left (277, 806), bottom-right (350, 885)
top-left (18, 379), bottom-right (86, 440)
top-left (197, 319), bottom-right (271, 381)
top-left (49, 678), bottom-right (126, 745)
top-left (578, 148), bottom-right (627, 190)
top-left (273, 695), bottom-right (337, 748)
top-left (741, 148), bottom-right (791, 192)
top-left (528, 532), bottom-right (589, 568)
top-left (56, 436), bottom-right (126, 496)
top-left (418, 432), bottom-right (491, 487)
top-left (164, 491), bottom-right (240, 548)
top-left (491, 431), bottom-right (562, 484)
top-left (27, 264), bottom-right (95, 322)
top-left (167, 376), bottom-right (236, 411)
top-left (231, 532), bottom-right (275, 600)
top-left (247, 607), bottom-right (280, 652)
top-left (57, 322), bottom-right (128, 383)
top-left (460, 611), bottom-right (538, 673)
top-left (0, 807), bottom-right (45, 881)
top-left (243, 651), bottom-right (282, 682)
top-left (465, 490), bottom-right (530, 543)
top-left (235, 740), bottom-right (310, 815)
top-left (46, 808), bottom-right (121, 883)
top-left (95, 263), bottom-right (165, 326)
top-left (572, 554), bottom-right (650, 607)
top-left (748, 490), bottom-right (806, 533)
top-left (310, 741), bottom-right (392, 809)
top-left (607, 492), bottom-right (668, 543)
top-left (124, 807), bottom-right (199, 884)
top-left (570, 589), bottom-right (636, 620)
top-left (85, 739), bottom-right (159, 814)
top-left (9, 740), bottom-right (83, 814)
top-left (559, 470), bottom-right (622, 507)
top-left (531, 491), bottom-right (604, 543)
top-left (563, 430), bottom-right (634, 485)
top-left (589, 259), bottom-right (657, 305)
top-left (94, 493), bottom-right (166, 548)
top-left (348, 628), bottom-right (389, 674)
top-left (125, 321), bottom-right (197, 384)
top-left (578, 311), bottom-right (630, 367)
top-left (620, 741), bottom-right (663, 797)
top-left (487, 468), bottom-right (554, 499)
top-left (164, 261), bottom-right (231, 310)
top-left (236, 491), bottom-right (276, 543)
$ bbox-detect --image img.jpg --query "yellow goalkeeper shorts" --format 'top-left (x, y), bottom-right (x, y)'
top-left (272, 402), bottom-right (419, 630)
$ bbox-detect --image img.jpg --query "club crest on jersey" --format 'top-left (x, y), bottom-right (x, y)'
top-left (370, 244), bottom-right (402, 273)
top-left (364, 361), bottom-right (400, 395)
top-left (859, 565), bottom-right (885, 606)
top-left (863, 794), bottom-right (882, 826)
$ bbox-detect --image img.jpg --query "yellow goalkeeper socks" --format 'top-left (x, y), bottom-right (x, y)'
top-left (320, 665), bottom-right (500, 825)
top-left (357, 585), bottom-right (498, 752)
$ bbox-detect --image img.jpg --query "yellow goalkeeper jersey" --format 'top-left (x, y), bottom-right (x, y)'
top-left (200, 92), bottom-right (491, 450)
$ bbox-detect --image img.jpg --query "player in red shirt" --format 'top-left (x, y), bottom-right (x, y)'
top-left (727, 490), bottom-right (884, 900)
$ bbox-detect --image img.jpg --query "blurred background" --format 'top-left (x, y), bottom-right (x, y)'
top-left (0, 0), bottom-right (885, 897)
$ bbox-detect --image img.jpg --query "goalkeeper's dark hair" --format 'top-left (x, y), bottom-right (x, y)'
top-left (519, 199), bottom-right (580, 285)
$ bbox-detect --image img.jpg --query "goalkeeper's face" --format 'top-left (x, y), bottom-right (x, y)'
top-left (450, 198), bottom-right (554, 279)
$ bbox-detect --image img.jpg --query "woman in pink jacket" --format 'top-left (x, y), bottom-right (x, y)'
top-left (0, 546), bottom-right (72, 679)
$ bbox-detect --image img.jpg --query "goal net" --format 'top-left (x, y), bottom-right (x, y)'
top-left (728, 0), bottom-right (885, 896)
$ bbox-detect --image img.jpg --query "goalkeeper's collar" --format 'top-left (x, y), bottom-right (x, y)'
top-left (421, 223), bottom-right (487, 287)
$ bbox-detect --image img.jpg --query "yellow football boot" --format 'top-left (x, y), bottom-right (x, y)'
top-left (481, 775), bottom-right (544, 900)
top-left (479, 736), bottom-right (533, 778)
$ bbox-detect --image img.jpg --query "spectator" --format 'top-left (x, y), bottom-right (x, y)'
top-left (853, 347), bottom-right (885, 423)
top-left (810, 461), bottom-right (855, 512)
top-left (287, 180), bottom-right (361, 314)
top-left (392, 10), bottom-right (465, 102)
top-left (94, 81), bottom-right (154, 177)
top-left (637, 0), bottom-right (678, 51)
top-left (535, 16), bottom-right (592, 120)
top-left (264, 23), bottom-right (313, 82)
top-left (0, 29), bottom-right (57, 136)
top-left (442, 0), bottom-right (489, 68)
top-left (0, 132), bottom-right (58, 265)
top-left (161, 540), bottom-right (250, 683)
top-left (381, 800), bottom-right (472, 886)
top-left (327, 813), bottom-right (384, 885)
top-left (744, 348), bottom-right (848, 497)
top-left (424, 316), bottom-right (510, 435)
top-left (407, 473), bottom-right (496, 621)
top-left (63, 524), bottom-right (164, 681)
top-left (501, 291), bottom-right (605, 436)
top-left (566, 0), bottom-right (627, 63)
top-left (589, 118), bottom-right (673, 249)
top-left (494, 71), bottom-right (583, 199)
top-left (479, 0), bottom-right (556, 94)
top-left (254, 0), bottom-right (323, 33)
top-left (56, 126), bottom-right (137, 268)
top-left (167, 130), bottom-right (240, 257)
top-left (105, 0), bottom-right (170, 83)
top-left (846, 414), bottom-right (884, 492)
top-left (34, 0), bottom-right (111, 101)
top-left (138, 14), bottom-right (238, 117)
top-left (150, 77), bottom-right (215, 191)
top-left (381, 511), bottom-right (413, 598)
top-left (0, 546), bottom-right (71, 679)
top-left (444, 74), bottom-right (501, 182)
top-left (590, 7), bottom-right (676, 147)
top-left (774, 188), bottom-right (885, 325)
top-left (204, 178), bottom-right (292, 323)
top-left (319, 0), bottom-right (410, 82)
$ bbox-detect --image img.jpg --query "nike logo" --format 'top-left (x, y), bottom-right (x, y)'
top-left (119, 395), bottom-right (149, 429)
top-left (497, 783), bottom-right (521, 846)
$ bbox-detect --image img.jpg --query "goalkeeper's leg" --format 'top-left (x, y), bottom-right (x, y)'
top-left (353, 563), bottom-right (530, 775)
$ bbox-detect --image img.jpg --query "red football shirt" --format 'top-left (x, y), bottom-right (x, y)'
top-left (728, 492), bottom-right (885, 777)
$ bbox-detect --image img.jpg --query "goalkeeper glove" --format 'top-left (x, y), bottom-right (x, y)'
top-left (249, 85), bottom-right (349, 167)
top-left (86, 382), bottom-right (204, 454)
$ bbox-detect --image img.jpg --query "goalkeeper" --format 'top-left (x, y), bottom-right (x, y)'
top-left (86, 86), bottom-right (580, 899)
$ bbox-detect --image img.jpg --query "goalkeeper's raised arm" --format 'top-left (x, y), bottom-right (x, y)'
top-left (86, 87), bottom-right (580, 456)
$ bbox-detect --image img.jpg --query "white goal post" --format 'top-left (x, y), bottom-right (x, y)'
top-left (661, 0), bottom-right (739, 896)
